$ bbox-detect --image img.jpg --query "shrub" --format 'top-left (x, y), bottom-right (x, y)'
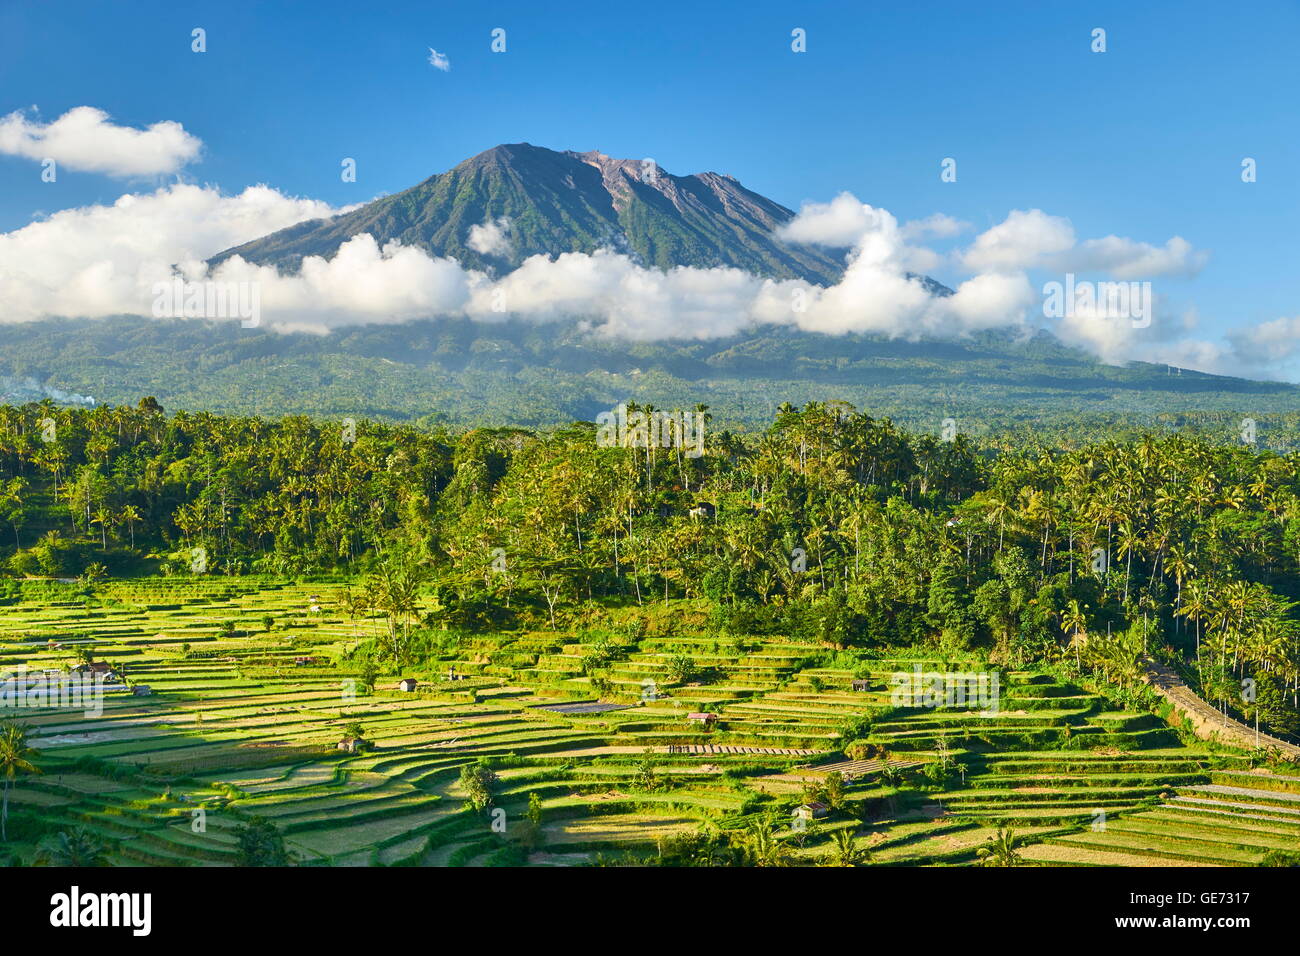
top-left (233, 817), bottom-right (294, 866)
top-left (663, 655), bottom-right (700, 684)
top-left (1261, 849), bottom-right (1300, 867)
top-left (460, 760), bottom-right (498, 811)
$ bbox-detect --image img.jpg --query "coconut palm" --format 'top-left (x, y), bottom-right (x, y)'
top-left (747, 818), bottom-right (789, 867)
top-left (0, 722), bottom-right (40, 842)
top-left (976, 826), bottom-right (1024, 867)
top-left (34, 827), bottom-right (111, 867)
top-left (825, 828), bottom-right (870, 867)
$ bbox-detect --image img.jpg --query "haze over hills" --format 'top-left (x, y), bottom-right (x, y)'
top-left (4, 314), bottom-right (1300, 442)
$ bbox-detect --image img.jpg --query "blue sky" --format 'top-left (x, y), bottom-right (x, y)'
top-left (1, 0), bottom-right (1297, 372)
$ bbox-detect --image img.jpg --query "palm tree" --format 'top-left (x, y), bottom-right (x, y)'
top-left (747, 818), bottom-right (788, 867)
top-left (1178, 579), bottom-right (1211, 664)
top-left (1114, 519), bottom-right (1139, 603)
top-left (92, 506), bottom-right (114, 549)
top-left (0, 477), bottom-right (28, 548)
top-left (0, 722), bottom-right (40, 841)
top-left (339, 586), bottom-right (368, 640)
top-left (974, 485), bottom-right (1016, 553)
top-left (825, 828), bottom-right (870, 867)
top-left (119, 504), bottom-right (141, 549)
top-left (1165, 543), bottom-right (1193, 633)
top-left (1060, 599), bottom-right (1089, 667)
top-left (366, 541), bottom-right (428, 662)
top-left (34, 827), bottom-right (111, 866)
top-left (975, 826), bottom-right (1023, 867)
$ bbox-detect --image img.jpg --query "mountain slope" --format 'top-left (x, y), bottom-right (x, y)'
top-left (5, 316), bottom-right (1300, 444)
top-left (211, 143), bottom-right (851, 284)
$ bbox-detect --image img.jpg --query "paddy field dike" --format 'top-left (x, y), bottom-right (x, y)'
top-left (3, 577), bottom-right (1298, 867)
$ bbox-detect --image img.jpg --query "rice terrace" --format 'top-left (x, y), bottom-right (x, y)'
top-left (1, 401), bottom-right (1298, 870)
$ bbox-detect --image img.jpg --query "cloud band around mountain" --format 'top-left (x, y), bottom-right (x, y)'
top-left (0, 174), bottom-right (1278, 381)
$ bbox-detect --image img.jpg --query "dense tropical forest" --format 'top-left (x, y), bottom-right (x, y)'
top-left (1, 396), bottom-right (1298, 743)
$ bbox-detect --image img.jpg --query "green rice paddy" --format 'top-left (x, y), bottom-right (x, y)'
top-left (2, 577), bottom-right (1296, 867)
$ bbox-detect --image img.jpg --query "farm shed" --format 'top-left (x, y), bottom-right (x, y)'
top-left (396, 678), bottom-right (418, 692)
top-left (74, 661), bottom-right (121, 682)
top-left (793, 802), bottom-right (829, 821)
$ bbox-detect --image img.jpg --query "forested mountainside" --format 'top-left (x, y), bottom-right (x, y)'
top-left (5, 317), bottom-right (1300, 441)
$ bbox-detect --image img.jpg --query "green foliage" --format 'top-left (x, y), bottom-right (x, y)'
top-left (634, 750), bottom-right (662, 792)
top-left (663, 654), bottom-right (700, 684)
top-left (1261, 849), bottom-right (1300, 867)
top-left (233, 817), bottom-right (293, 866)
top-left (0, 722), bottom-right (40, 843)
top-left (459, 760), bottom-right (498, 811)
top-left (823, 771), bottom-right (847, 810)
top-left (975, 826), bottom-right (1024, 867)
top-left (518, 791), bottom-right (545, 851)
top-left (824, 828), bottom-right (870, 867)
top-left (34, 827), bottom-right (111, 867)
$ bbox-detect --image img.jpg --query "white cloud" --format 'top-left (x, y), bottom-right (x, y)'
top-left (944, 272), bottom-right (1037, 331)
top-left (466, 250), bottom-right (769, 340)
top-left (1, 183), bottom-right (1028, 342)
top-left (1074, 235), bottom-right (1208, 279)
top-left (900, 213), bottom-right (970, 241)
top-left (428, 48), bottom-right (451, 71)
top-left (779, 195), bottom-right (944, 285)
top-left (776, 192), bottom-right (876, 248)
top-left (769, 200), bottom-right (1035, 339)
top-left (0, 106), bottom-right (202, 177)
top-left (467, 217), bottom-right (512, 255)
top-left (960, 209), bottom-right (1209, 279)
top-left (214, 235), bottom-right (471, 329)
top-left (960, 209), bottom-right (1076, 273)
top-left (0, 183), bottom-right (346, 322)
top-left (0, 182), bottom-right (1250, 380)
top-left (1227, 316), bottom-right (1300, 369)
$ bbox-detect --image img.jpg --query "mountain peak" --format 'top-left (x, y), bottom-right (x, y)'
top-left (567, 148), bottom-right (658, 176)
top-left (210, 143), bottom-right (849, 285)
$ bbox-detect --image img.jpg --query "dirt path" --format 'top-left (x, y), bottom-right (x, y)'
top-left (1144, 660), bottom-right (1300, 757)
top-left (547, 744), bottom-right (823, 757)
top-left (784, 757), bottom-right (925, 780)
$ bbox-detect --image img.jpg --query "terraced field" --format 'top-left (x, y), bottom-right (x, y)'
top-left (2, 577), bottom-right (1296, 866)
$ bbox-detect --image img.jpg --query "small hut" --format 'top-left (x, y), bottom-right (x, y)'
top-left (74, 661), bottom-right (120, 683)
top-left (792, 802), bottom-right (829, 821)
top-left (686, 712), bottom-right (718, 728)
top-left (851, 679), bottom-right (871, 692)
top-left (687, 502), bottom-right (716, 521)
top-left (396, 678), bottom-right (418, 692)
